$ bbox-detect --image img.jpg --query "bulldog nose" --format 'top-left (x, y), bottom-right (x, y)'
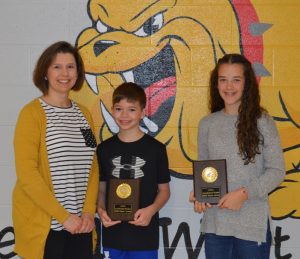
top-left (93, 40), bottom-right (118, 57)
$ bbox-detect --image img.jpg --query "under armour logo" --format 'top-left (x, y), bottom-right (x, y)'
top-left (112, 156), bottom-right (145, 179)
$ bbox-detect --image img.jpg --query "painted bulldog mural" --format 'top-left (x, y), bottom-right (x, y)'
top-left (72, 0), bottom-right (264, 178)
top-left (74, 0), bottom-right (300, 227)
top-left (269, 89), bottom-right (300, 219)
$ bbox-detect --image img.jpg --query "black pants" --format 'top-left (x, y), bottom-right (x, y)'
top-left (43, 229), bottom-right (92, 259)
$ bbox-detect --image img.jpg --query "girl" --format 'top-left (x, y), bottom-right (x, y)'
top-left (190, 54), bottom-right (285, 259)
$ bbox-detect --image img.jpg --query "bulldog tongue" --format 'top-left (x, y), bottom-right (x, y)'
top-left (144, 76), bottom-right (176, 117)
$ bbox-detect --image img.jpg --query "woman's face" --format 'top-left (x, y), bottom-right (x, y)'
top-left (217, 63), bottom-right (245, 114)
top-left (46, 53), bottom-right (78, 96)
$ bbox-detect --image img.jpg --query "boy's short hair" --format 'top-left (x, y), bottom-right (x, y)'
top-left (112, 82), bottom-right (146, 109)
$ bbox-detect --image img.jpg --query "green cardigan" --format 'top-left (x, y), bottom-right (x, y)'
top-left (13, 98), bottom-right (99, 259)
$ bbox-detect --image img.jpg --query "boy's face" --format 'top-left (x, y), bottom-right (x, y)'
top-left (112, 99), bottom-right (145, 132)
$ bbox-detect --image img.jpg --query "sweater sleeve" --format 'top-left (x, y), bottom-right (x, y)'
top-left (198, 116), bottom-right (210, 160)
top-left (14, 103), bottom-right (69, 224)
top-left (244, 115), bottom-right (286, 199)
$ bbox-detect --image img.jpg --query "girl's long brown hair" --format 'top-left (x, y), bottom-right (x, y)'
top-left (209, 54), bottom-right (265, 164)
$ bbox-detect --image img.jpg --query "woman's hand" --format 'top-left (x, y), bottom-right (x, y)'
top-left (78, 212), bottom-right (95, 233)
top-left (63, 214), bottom-right (82, 234)
top-left (218, 187), bottom-right (248, 211)
top-left (189, 191), bottom-right (212, 213)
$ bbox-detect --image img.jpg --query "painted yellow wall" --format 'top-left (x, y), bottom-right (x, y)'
top-left (70, 0), bottom-right (300, 220)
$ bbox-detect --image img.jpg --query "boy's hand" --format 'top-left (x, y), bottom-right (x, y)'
top-left (129, 183), bottom-right (169, 226)
top-left (189, 190), bottom-right (212, 213)
top-left (218, 187), bottom-right (248, 211)
top-left (63, 214), bottom-right (82, 234)
top-left (129, 206), bottom-right (155, 226)
top-left (97, 207), bottom-right (121, 227)
top-left (78, 212), bottom-right (95, 233)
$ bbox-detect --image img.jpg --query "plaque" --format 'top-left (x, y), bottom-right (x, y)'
top-left (193, 159), bottom-right (228, 204)
top-left (107, 178), bottom-right (140, 221)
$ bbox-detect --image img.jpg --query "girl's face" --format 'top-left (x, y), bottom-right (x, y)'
top-left (217, 63), bottom-right (245, 115)
top-left (46, 53), bottom-right (78, 96)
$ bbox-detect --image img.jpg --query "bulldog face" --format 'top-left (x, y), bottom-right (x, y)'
top-left (73, 0), bottom-right (262, 176)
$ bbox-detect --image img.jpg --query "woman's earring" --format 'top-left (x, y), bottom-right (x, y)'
top-left (44, 76), bottom-right (47, 80)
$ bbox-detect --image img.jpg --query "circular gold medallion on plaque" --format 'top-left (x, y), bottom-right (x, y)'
top-left (201, 167), bottom-right (218, 183)
top-left (116, 183), bottom-right (132, 199)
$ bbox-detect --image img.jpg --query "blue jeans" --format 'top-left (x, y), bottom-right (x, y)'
top-left (204, 224), bottom-right (271, 259)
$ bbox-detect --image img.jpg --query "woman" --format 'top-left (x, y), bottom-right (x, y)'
top-left (13, 41), bottom-right (99, 259)
top-left (190, 54), bottom-right (285, 258)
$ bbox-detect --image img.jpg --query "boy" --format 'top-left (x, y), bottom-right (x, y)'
top-left (97, 82), bottom-right (171, 259)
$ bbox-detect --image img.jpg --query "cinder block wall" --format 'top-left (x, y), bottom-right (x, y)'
top-left (0, 1), bottom-right (299, 258)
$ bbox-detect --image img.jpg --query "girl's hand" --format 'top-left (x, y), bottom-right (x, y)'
top-left (218, 187), bottom-right (248, 211)
top-left (189, 190), bottom-right (212, 213)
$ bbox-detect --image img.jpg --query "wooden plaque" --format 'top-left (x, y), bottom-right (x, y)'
top-left (107, 178), bottom-right (140, 221)
top-left (193, 159), bottom-right (228, 204)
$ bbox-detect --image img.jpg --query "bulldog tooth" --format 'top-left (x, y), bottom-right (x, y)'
top-left (100, 101), bottom-right (119, 133)
top-left (85, 73), bottom-right (99, 94)
top-left (143, 116), bottom-right (159, 133)
top-left (139, 126), bottom-right (148, 133)
top-left (122, 70), bottom-right (134, 83)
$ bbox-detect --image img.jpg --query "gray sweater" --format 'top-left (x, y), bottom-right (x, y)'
top-left (198, 110), bottom-right (285, 242)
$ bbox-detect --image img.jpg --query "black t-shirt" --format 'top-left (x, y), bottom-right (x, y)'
top-left (97, 134), bottom-right (170, 250)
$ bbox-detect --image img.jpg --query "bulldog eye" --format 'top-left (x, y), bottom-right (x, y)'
top-left (134, 13), bottom-right (164, 37)
top-left (96, 19), bottom-right (114, 34)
